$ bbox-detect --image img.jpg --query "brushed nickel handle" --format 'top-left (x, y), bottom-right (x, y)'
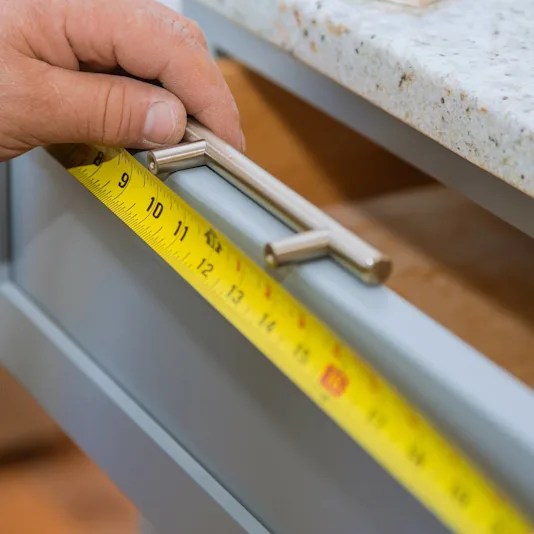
top-left (147, 118), bottom-right (392, 286)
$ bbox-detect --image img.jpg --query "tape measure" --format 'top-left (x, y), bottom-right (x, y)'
top-left (47, 142), bottom-right (532, 534)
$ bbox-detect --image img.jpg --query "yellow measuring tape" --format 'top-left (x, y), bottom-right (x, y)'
top-left (47, 143), bottom-right (532, 534)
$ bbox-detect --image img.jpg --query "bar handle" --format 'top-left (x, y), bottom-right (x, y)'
top-left (147, 118), bottom-right (392, 286)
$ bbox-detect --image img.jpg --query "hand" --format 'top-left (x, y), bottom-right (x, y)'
top-left (0, 0), bottom-right (244, 162)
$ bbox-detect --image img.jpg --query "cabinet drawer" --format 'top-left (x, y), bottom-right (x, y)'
top-left (3, 134), bottom-right (533, 534)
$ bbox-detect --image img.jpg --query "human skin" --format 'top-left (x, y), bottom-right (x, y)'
top-left (0, 0), bottom-right (244, 162)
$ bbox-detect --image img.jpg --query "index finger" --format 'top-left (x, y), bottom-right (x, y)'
top-left (64, 0), bottom-right (244, 150)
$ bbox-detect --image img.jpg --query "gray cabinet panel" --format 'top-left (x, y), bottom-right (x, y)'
top-left (0, 285), bottom-right (254, 534)
top-left (9, 149), bottom-right (448, 533)
top-left (0, 162), bottom-right (8, 280)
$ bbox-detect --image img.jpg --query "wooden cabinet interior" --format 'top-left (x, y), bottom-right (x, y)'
top-left (220, 58), bottom-right (534, 389)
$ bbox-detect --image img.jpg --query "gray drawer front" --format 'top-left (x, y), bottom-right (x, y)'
top-left (9, 149), bottom-right (449, 533)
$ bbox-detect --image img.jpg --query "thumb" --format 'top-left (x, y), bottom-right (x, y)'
top-left (31, 66), bottom-right (187, 149)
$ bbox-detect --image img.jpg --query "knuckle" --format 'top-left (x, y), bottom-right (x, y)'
top-left (171, 18), bottom-right (201, 49)
top-left (184, 19), bottom-right (208, 47)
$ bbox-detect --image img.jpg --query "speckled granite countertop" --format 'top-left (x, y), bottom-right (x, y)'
top-left (195, 0), bottom-right (534, 197)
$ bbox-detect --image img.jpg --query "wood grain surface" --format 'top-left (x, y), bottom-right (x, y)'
top-left (219, 58), bottom-right (430, 207)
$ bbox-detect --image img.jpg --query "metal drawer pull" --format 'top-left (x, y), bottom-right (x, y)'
top-left (147, 119), bottom-right (392, 285)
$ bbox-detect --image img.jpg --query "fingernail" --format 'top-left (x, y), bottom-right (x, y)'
top-left (144, 101), bottom-right (176, 145)
top-left (241, 131), bottom-right (247, 152)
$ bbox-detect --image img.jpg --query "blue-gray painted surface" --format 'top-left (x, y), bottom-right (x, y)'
top-left (7, 149), bottom-right (451, 532)
top-left (0, 284), bottom-right (265, 534)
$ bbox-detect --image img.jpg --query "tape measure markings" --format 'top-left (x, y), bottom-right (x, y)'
top-left (46, 143), bottom-right (532, 534)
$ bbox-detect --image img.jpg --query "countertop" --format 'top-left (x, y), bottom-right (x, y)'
top-left (195, 0), bottom-right (534, 198)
